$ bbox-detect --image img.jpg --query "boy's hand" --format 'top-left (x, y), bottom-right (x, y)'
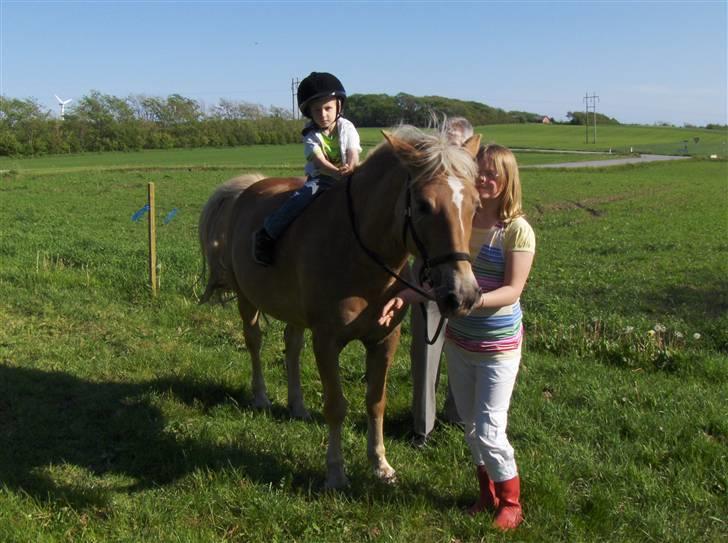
top-left (378, 297), bottom-right (405, 327)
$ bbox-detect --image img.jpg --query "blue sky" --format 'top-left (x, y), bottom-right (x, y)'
top-left (1, 0), bottom-right (726, 125)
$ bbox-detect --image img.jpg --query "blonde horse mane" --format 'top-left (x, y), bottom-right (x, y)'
top-left (365, 124), bottom-right (478, 188)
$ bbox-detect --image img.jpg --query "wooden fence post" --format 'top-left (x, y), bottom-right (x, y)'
top-left (148, 182), bottom-right (157, 297)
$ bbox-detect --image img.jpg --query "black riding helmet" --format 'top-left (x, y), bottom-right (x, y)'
top-left (297, 72), bottom-right (347, 118)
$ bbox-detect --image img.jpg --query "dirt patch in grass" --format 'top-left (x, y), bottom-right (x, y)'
top-left (532, 186), bottom-right (676, 217)
top-left (534, 194), bottom-right (625, 216)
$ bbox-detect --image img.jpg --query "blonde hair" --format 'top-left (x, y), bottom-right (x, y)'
top-left (443, 116), bottom-right (474, 144)
top-left (478, 144), bottom-right (523, 221)
top-left (368, 124), bottom-right (478, 188)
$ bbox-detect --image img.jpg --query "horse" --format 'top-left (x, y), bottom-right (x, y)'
top-left (198, 126), bottom-right (482, 488)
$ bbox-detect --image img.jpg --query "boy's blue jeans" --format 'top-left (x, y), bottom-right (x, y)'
top-left (263, 175), bottom-right (336, 239)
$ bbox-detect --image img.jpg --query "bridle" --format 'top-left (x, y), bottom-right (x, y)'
top-left (346, 173), bottom-right (471, 344)
top-left (401, 179), bottom-right (472, 285)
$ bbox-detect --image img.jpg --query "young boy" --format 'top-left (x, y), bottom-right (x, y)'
top-left (252, 72), bottom-right (361, 266)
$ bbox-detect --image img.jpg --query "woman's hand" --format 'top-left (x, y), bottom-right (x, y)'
top-left (378, 296), bottom-right (405, 327)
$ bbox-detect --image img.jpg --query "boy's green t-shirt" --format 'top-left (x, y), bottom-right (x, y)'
top-left (316, 131), bottom-right (342, 166)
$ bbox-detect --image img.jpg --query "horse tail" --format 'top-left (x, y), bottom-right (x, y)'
top-left (198, 173), bottom-right (265, 304)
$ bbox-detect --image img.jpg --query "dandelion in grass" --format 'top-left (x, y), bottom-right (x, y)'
top-left (647, 330), bottom-right (656, 337)
top-left (654, 323), bottom-right (666, 333)
top-left (693, 333), bottom-right (701, 340)
top-left (674, 331), bottom-right (684, 339)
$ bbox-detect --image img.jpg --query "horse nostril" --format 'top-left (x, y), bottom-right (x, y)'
top-left (443, 292), bottom-right (460, 313)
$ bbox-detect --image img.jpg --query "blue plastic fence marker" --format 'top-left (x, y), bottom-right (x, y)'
top-left (163, 207), bottom-right (179, 225)
top-left (131, 203), bottom-right (150, 222)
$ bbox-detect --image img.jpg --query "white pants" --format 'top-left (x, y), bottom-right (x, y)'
top-left (444, 342), bottom-right (521, 482)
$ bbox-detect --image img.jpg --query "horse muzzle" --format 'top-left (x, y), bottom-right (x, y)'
top-left (431, 263), bottom-right (480, 317)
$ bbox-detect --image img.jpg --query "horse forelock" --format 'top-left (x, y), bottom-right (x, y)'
top-left (367, 125), bottom-right (478, 188)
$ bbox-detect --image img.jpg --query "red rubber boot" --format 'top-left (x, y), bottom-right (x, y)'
top-left (466, 465), bottom-right (498, 515)
top-left (493, 476), bottom-right (523, 530)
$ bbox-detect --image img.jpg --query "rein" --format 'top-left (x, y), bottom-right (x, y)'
top-left (345, 173), bottom-right (471, 345)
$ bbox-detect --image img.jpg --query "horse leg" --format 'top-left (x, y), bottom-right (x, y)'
top-left (311, 333), bottom-right (348, 489)
top-left (237, 296), bottom-right (271, 410)
top-left (364, 328), bottom-right (400, 484)
top-left (283, 324), bottom-right (310, 420)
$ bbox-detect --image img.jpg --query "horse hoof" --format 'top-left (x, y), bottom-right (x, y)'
top-left (377, 469), bottom-right (397, 485)
top-left (289, 404), bottom-right (312, 421)
top-left (324, 470), bottom-right (350, 490)
top-left (373, 459), bottom-right (397, 484)
top-left (251, 397), bottom-right (272, 410)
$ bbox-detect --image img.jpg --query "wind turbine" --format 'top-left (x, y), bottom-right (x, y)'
top-left (54, 95), bottom-right (72, 119)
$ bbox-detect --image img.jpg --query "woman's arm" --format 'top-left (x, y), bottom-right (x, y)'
top-left (474, 250), bottom-right (534, 309)
top-left (377, 287), bottom-right (430, 327)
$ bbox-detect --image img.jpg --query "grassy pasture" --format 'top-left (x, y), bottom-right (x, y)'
top-left (1, 123), bottom-right (724, 177)
top-left (0, 144), bottom-right (726, 542)
top-left (0, 141), bottom-right (604, 177)
top-left (474, 124), bottom-right (728, 157)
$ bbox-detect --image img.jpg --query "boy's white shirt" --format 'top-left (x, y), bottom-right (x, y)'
top-left (303, 117), bottom-right (361, 177)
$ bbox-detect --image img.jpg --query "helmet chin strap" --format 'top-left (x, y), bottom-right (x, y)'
top-left (335, 98), bottom-right (343, 120)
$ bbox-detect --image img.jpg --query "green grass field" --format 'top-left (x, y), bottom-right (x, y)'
top-left (1, 139), bottom-right (727, 542)
top-left (0, 140), bottom-right (606, 177)
top-left (474, 124), bottom-right (728, 157)
top-left (1, 123), bottom-right (724, 177)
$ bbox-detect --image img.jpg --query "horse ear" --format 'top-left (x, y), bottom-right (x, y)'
top-left (382, 130), bottom-right (422, 163)
top-left (462, 134), bottom-right (481, 158)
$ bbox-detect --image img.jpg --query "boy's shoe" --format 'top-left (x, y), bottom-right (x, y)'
top-left (252, 228), bottom-right (276, 266)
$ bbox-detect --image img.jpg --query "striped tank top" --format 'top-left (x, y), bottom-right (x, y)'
top-left (445, 217), bottom-right (535, 353)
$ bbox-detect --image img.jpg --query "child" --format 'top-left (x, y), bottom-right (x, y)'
top-left (252, 71), bottom-right (361, 266)
top-left (380, 144), bottom-right (535, 531)
top-left (443, 116), bottom-right (474, 147)
top-left (410, 116), bottom-right (474, 448)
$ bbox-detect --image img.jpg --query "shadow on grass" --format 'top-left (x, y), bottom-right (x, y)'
top-left (0, 364), bottom-right (447, 511)
top-left (0, 365), bottom-right (318, 509)
top-left (641, 276), bottom-right (728, 321)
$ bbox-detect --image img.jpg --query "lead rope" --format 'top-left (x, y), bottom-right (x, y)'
top-left (346, 175), bottom-right (450, 345)
top-left (345, 175), bottom-right (435, 300)
top-left (419, 301), bottom-right (447, 345)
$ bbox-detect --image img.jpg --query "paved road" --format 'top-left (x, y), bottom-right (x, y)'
top-left (527, 154), bottom-right (691, 169)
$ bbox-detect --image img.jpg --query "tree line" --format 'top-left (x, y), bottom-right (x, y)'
top-left (345, 93), bottom-right (546, 127)
top-left (565, 111), bottom-right (621, 125)
top-left (2, 90), bottom-right (565, 157)
top-left (0, 92), bottom-right (304, 156)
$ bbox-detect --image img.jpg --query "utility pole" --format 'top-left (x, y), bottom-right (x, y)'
top-left (291, 77), bottom-right (300, 120)
top-left (583, 92), bottom-right (599, 144)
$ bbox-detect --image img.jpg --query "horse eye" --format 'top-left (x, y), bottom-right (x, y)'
top-left (417, 199), bottom-right (433, 215)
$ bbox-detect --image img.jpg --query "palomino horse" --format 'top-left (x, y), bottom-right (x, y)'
top-left (199, 126), bottom-right (481, 488)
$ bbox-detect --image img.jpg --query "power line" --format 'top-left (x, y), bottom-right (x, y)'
top-left (583, 92), bottom-right (599, 144)
top-left (291, 77), bottom-right (300, 120)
